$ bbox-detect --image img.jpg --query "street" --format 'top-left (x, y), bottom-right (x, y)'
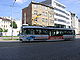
top-left (0, 39), bottom-right (80, 60)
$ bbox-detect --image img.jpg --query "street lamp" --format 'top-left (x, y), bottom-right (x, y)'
top-left (10, 0), bottom-right (16, 40)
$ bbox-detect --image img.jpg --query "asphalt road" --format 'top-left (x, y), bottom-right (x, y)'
top-left (0, 39), bottom-right (80, 60)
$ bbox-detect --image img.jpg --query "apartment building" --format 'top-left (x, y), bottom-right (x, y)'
top-left (22, 2), bottom-right (54, 26)
top-left (22, 0), bottom-right (71, 28)
top-left (0, 17), bottom-right (21, 36)
top-left (0, 17), bottom-right (11, 30)
top-left (0, 17), bottom-right (12, 36)
top-left (70, 13), bottom-right (79, 34)
top-left (78, 20), bottom-right (80, 34)
top-left (40, 0), bottom-right (71, 28)
top-left (41, 0), bottom-right (79, 34)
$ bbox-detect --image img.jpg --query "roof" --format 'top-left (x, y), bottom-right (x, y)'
top-left (0, 17), bottom-right (11, 21)
top-left (31, 2), bottom-right (54, 9)
top-left (40, 0), bottom-right (52, 6)
top-left (22, 26), bottom-right (74, 30)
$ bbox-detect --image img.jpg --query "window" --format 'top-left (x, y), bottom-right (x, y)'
top-left (55, 18), bottom-right (66, 23)
top-left (6, 25), bottom-right (7, 28)
top-left (66, 22), bottom-right (70, 24)
top-left (34, 18), bottom-right (38, 21)
top-left (42, 18), bottom-right (45, 22)
top-left (34, 5), bottom-right (38, 8)
top-left (45, 19), bottom-right (47, 22)
top-left (42, 6), bottom-right (45, 9)
top-left (34, 29), bottom-right (48, 35)
top-left (45, 7), bottom-right (47, 10)
top-left (55, 2), bottom-right (65, 8)
top-left (40, 29), bottom-right (48, 35)
top-left (50, 20), bottom-right (54, 23)
top-left (2, 25), bottom-right (3, 27)
top-left (23, 29), bottom-right (33, 35)
top-left (49, 13), bottom-right (52, 17)
top-left (54, 8), bottom-right (69, 16)
top-left (45, 12), bottom-right (47, 16)
top-left (34, 29), bottom-right (40, 34)
top-left (23, 13), bottom-right (26, 24)
top-left (42, 12), bottom-right (47, 16)
top-left (4, 21), bottom-right (5, 23)
top-left (34, 10), bottom-right (38, 15)
top-left (42, 18), bottom-right (47, 22)
top-left (4, 25), bottom-right (5, 28)
top-left (55, 13), bottom-right (69, 20)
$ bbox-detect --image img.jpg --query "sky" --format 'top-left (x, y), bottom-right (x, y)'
top-left (0, 0), bottom-right (80, 20)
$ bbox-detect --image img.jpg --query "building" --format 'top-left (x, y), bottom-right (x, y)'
top-left (78, 19), bottom-right (80, 34)
top-left (22, 2), bottom-right (54, 26)
top-left (0, 17), bottom-right (11, 30)
top-left (0, 17), bottom-right (21, 36)
top-left (70, 13), bottom-right (79, 34)
top-left (0, 17), bottom-right (12, 36)
top-left (40, 0), bottom-right (71, 28)
top-left (22, 0), bottom-right (71, 28)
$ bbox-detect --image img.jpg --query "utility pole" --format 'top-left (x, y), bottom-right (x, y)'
top-left (11, 0), bottom-right (16, 40)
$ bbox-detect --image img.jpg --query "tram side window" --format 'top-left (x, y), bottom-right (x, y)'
top-left (23, 29), bottom-right (32, 35)
top-left (34, 29), bottom-right (48, 35)
top-left (72, 30), bottom-right (75, 35)
top-left (34, 29), bottom-right (40, 34)
top-left (69, 30), bottom-right (75, 35)
top-left (68, 31), bottom-right (71, 35)
top-left (48, 30), bottom-right (51, 36)
top-left (56, 30), bottom-right (62, 36)
top-left (63, 30), bottom-right (67, 35)
top-left (67, 30), bottom-right (73, 35)
top-left (51, 30), bottom-right (56, 36)
top-left (58, 30), bottom-right (63, 36)
top-left (41, 29), bottom-right (48, 35)
top-left (63, 30), bottom-right (74, 35)
top-left (51, 30), bottom-right (61, 36)
top-left (22, 29), bottom-right (26, 34)
top-left (51, 30), bottom-right (65, 36)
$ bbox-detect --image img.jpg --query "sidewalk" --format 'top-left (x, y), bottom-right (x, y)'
top-left (0, 40), bottom-right (20, 42)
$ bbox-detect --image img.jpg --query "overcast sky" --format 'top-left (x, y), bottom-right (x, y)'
top-left (0, 0), bottom-right (80, 20)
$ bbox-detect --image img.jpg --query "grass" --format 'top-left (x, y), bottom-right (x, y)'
top-left (1, 36), bottom-right (19, 37)
top-left (3, 39), bottom-right (19, 40)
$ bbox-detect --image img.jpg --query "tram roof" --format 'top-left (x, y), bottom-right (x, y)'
top-left (22, 26), bottom-right (43, 28)
top-left (22, 26), bottom-right (74, 30)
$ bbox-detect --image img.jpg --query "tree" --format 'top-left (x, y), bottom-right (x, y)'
top-left (0, 28), bottom-right (3, 32)
top-left (10, 21), bottom-right (17, 29)
top-left (3, 29), bottom-right (8, 32)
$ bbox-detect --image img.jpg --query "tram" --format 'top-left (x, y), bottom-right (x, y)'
top-left (19, 26), bottom-right (75, 42)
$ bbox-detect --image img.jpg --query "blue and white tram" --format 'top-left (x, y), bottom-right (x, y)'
top-left (19, 26), bottom-right (75, 42)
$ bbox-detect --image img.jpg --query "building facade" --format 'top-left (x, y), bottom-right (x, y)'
top-left (0, 17), bottom-right (11, 30)
top-left (22, 0), bottom-right (71, 28)
top-left (70, 13), bottom-right (79, 34)
top-left (22, 2), bottom-right (54, 26)
top-left (78, 20), bottom-right (80, 34)
top-left (40, 0), bottom-right (71, 28)
top-left (0, 17), bottom-right (21, 36)
top-left (0, 17), bottom-right (12, 36)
